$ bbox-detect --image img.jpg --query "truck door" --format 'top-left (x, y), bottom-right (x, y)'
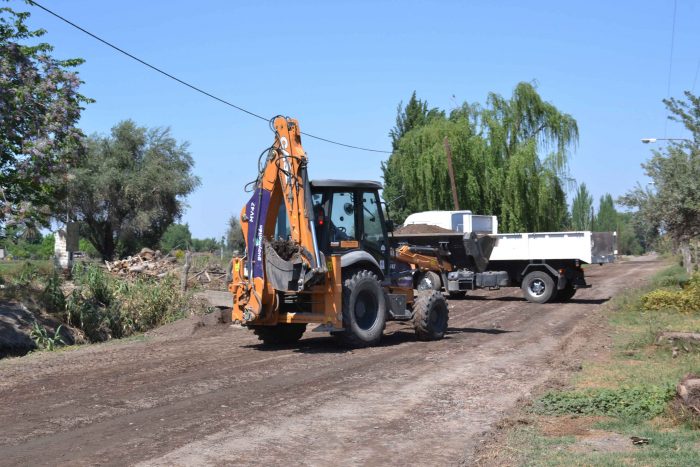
top-left (359, 190), bottom-right (390, 276)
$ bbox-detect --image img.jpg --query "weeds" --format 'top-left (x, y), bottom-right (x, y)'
top-left (66, 264), bottom-right (190, 342)
top-left (29, 322), bottom-right (65, 351)
top-left (532, 385), bottom-right (676, 420)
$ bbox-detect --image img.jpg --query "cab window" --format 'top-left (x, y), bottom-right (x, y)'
top-left (361, 191), bottom-right (385, 251)
top-left (329, 191), bottom-right (356, 242)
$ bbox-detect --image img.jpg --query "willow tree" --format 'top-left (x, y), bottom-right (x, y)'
top-left (482, 82), bottom-right (578, 231)
top-left (383, 83), bottom-right (578, 230)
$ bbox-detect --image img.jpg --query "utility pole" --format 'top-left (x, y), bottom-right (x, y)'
top-left (443, 136), bottom-right (460, 210)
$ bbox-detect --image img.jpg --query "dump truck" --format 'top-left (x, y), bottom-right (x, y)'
top-left (400, 210), bottom-right (617, 303)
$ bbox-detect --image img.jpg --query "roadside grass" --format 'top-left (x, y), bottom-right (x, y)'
top-left (491, 263), bottom-right (700, 466)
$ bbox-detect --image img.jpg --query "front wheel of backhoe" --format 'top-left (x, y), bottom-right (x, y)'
top-left (251, 324), bottom-right (307, 346)
top-left (333, 269), bottom-right (386, 348)
top-left (413, 290), bottom-right (449, 341)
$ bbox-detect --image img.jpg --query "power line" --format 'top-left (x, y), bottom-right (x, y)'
top-left (27, 1), bottom-right (391, 154)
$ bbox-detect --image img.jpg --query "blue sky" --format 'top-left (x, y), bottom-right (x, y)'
top-left (13, 0), bottom-right (700, 239)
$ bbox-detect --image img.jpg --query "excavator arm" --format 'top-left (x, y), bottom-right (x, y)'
top-left (230, 116), bottom-right (325, 322)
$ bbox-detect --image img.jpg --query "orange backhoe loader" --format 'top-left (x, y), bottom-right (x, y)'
top-left (228, 116), bottom-right (448, 347)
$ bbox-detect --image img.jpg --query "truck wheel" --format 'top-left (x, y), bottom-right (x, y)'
top-left (417, 271), bottom-right (441, 291)
top-left (252, 324), bottom-right (306, 345)
top-left (334, 269), bottom-right (386, 348)
top-left (556, 284), bottom-right (576, 302)
top-left (413, 290), bottom-right (449, 341)
top-left (521, 271), bottom-right (556, 304)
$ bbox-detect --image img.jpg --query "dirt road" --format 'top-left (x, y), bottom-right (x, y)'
top-left (0, 257), bottom-right (662, 466)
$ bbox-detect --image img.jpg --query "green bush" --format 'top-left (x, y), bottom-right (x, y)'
top-left (532, 385), bottom-right (675, 420)
top-left (41, 271), bottom-right (66, 314)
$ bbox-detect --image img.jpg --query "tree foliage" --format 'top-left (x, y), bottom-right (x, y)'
top-left (571, 183), bottom-right (593, 231)
top-left (160, 223), bottom-right (192, 252)
top-left (388, 91), bottom-right (444, 150)
top-left (620, 91), bottom-right (700, 272)
top-left (1, 4), bottom-right (89, 227)
top-left (227, 215), bottom-right (245, 253)
top-left (593, 193), bottom-right (617, 232)
top-left (382, 83), bottom-right (577, 231)
top-left (66, 121), bottom-right (200, 260)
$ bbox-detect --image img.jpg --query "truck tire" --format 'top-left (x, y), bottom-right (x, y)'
top-left (334, 269), bottom-right (386, 348)
top-left (413, 290), bottom-right (449, 341)
top-left (556, 284), bottom-right (576, 302)
top-left (521, 270), bottom-right (556, 304)
top-left (417, 271), bottom-right (442, 291)
top-left (251, 324), bottom-right (307, 345)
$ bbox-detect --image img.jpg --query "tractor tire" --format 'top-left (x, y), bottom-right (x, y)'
top-left (413, 290), bottom-right (449, 341)
top-left (556, 284), bottom-right (577, 302)
top-left (334, 269), bottom-right (386, 348)
top-left (521, 270), bottom-right (556, 304)
top-left (417, 271), bottom-right (442, 291)
top-left (251, 324), bottom-right (307, 345)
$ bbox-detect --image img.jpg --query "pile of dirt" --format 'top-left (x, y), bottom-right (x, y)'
top-left (269, 238), bottom-right (301, 261)
top-left (393, 223), bottom-right (457, 235)
top-left (105, 248), bottom-right (178, 277)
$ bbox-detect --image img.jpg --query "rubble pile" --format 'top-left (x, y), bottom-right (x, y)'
top-left (188, 262), bottom-right (229, 290)
top-left (105, 248), bottom-right (178, 277)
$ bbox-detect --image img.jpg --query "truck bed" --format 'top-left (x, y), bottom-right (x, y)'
top-left (489, 231), bottom-right (616, 264)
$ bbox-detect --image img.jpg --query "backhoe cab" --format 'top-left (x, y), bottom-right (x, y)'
top-left (228, 116), bottom-right (447, 347)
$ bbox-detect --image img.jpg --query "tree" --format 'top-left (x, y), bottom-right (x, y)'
top-left (160, 223), bottom-right (192, 252)
top-left (388, 91), bottom-right (444, 150)
top-left (616, 212), bottom-right (644, 256)
top-left (1, 4), bottom-right (89, 227)
top-left (382, 83), bottom-right (577, 231)
top-left (593, 193), bottom-right (617, 232)
top-left (191, 237), bottom-right (219, 252)
top-left (620, 91), bottom-right (700, 273)
top-left (67, 121), bottom-right (200, 260)
top-left (227, 215), bottom-right (245, 253)
top-left (571, 183), bottom-right (593, 231)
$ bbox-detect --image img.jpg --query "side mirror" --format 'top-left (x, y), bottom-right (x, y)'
top-left (385, 219), bottom-right (395, 232)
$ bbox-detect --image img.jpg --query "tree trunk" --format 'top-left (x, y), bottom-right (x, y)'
top-left (679, 238), bottom-right (693, 275)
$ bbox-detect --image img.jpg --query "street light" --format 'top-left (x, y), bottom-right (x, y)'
top-left (641, 137), bottom-right (691, 144)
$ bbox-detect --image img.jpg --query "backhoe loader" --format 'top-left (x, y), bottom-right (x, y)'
top-left (228, 116), bottom-right (448, 347)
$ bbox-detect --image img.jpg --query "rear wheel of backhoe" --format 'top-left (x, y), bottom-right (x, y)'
top-left (417, 271), bottom-right (442, 291)
top-left (413, 290), bottom-right (449, 341)
top-left (334, 269), bottom-right (386, 348)
top-left (251, 324), bottom-right (307, 346)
